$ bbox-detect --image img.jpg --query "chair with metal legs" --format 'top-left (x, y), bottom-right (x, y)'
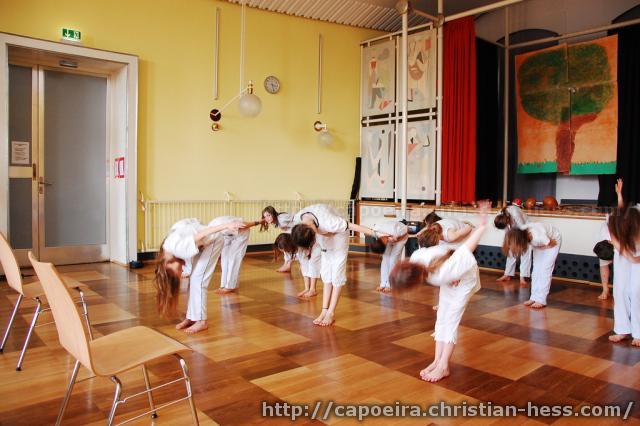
top-left (28, 252), bottom-right (199, 426)
top-left (0, 233), bottom-right (93, 370)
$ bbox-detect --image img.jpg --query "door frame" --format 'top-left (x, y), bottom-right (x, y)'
top-left (0, 33), bottom-right (138, 265)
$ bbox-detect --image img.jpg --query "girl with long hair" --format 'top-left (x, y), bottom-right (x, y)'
top-left (366, 220), bottom-right (409, 293)
top-left (494, 204), bottom-right (531, 286)
top-left (274, 233), bottom-right (321, 298)
top-left (503, 222), bottom-right (561, 309)
top-left (261, 206), bottom-right (295, 272)
top-left (417, 217), bottom-right (473, 249)
top-left (291, 204), bottom-right (386, 326)
top-left (389, 201), bottom-right (490, 382)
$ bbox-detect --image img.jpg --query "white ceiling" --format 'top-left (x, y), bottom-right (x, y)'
top-left (226, 0), bottom-right (505, 32)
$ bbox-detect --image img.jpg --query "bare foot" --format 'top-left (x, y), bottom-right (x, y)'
top-left (609, 334), bottom-right (629, 343)
top-left (598, 290), bottom-right (609, 300)
top-left (632, 339), bottom-right (640, 347)
top-left (497, 275), bottom-right (512, 282)
top-left (523, 300), bottom-right (534, 306)
top-left (530, 302), bottom-right (545, 309)
top-left (419, 361), bottom-right (438, 379)
top-left (432, 305), bottom-right (439, 311)
top-left (216, 288), bottom-right (236, 295)
top-left (277, 265), bottom-right (291, 273)
top-left (183, 320), bottom-right (208, 334)
top-left (320, 311), bottom-right (335, 327)
top-left (422, 366), bottom-right (450, 382)
top-left (297, 289), bottom-right (308, 297)
top-left (520, 279), bottom-right (528, 287)
top-left (376, 287), bottom-right (391, 293)
top-left (302, 290), bottom-right (317, 298)
top-left (313, 309), bottom-right (327, 325)
top-left (176, 319), bottom-right (195, 330)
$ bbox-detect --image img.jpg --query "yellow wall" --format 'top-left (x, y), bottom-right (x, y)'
top-left (0, 0), bottom-right (381, 202)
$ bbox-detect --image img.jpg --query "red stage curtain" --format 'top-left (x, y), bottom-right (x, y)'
top-left (442, 16), bottom-right (477, 203)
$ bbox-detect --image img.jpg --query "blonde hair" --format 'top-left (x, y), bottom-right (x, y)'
top-left (154, 242), bottom-right (182, 317)
top-left (389, 250), bottom-right (454, 291)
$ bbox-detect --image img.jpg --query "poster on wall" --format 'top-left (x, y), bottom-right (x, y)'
top-left (406, 120), bottom-right (436, 200)
top-left (361, 40), bottom-right (396, 117)
top-left (516, 35), bottom-right (618, 175)
top-left (407, 29), bottom-right (437, 111)
top-left (360, 124), bottom-right (395, 199)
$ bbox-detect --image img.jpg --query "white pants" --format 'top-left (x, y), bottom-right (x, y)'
top-left (220, 229), bottom-right (250, 290)
top-left (505, 245), bottom-right (532, 278)
top-left (613, 252), bottom-right (640, 338)
top-left (318, 231), bottom-right (349, 286)
top-left (186, 238), bottom-right (224, 321)
top-left (380, 237), bottom-right (408, 288)
top-left (530, 238), bottom-right (561, 305)
top-left (298, 244), bottom-right (321, 279)
top-left (433, 270), bottom-right (481, 344)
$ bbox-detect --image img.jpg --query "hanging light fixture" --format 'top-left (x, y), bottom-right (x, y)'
top-left (210, 0), bottom-right (261, 131)
top-left (314, 121), bottom-right (333, 146)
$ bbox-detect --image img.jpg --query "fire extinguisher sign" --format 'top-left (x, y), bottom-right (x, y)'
top-left (114, 157), bottom-right (125, 179)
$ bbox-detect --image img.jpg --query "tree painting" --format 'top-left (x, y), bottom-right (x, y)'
top-left (516, 35), bottom-right (617, 175)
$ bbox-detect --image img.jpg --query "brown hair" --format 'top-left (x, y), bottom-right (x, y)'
top-left (502, 227), bottom-right (530, 258)
top-left (418, 223), bottom-right (442, 248)
top-left (494, 208), bottom-right (511, 230)
top-left (423, 211), bottom-right (442, 227)
top-left (367, 237), bottom-right (387, 254)
top-left (154, 243), bottom-right (182, 317)
top-left (274, 233), bottom-right (297, 262)
top-left (292, 224), bottom-right (316, 251)
top-left (608, 207), bottom-right (640, 256)
top-left (390, 250), bottom-right (454, 291)
top-left (260, 206), bottom-right (279, 232)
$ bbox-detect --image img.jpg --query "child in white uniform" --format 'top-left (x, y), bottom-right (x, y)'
top-left (155, 217), bottom-right (249, 333)
top-left (261, 206), bottom-right (295, 272)
top-left (494, 205), bottom-right (532, 286)
top-left (217, 216), bottom-right (259, 294)
top-left (390, 201), bottom-right (490, 382)
top-left (274, 233), bottom-right (322, 298)
top-left (503, 222), bottom-right (562, 308)
top-left (291, 204), bottom-right (385, 326)
top-left (367, 220), bottom-right (409, 293)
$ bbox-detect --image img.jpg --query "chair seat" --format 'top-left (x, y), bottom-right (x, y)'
top-left (89, 326), bottom-right (191, 376)
top-left (20, 276), bottom-right (88, 299)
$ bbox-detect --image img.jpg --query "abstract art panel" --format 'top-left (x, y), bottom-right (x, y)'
top-left (360, 124), bottom-right (395, 199)
top-left (362, 40), bottom-right (395, 116)
top-left (407, 29), bottom-right (436, 111)
top-left (406, 120), bottom-right (436, 200)
top-left (516, 35), bottom-right (618, 175)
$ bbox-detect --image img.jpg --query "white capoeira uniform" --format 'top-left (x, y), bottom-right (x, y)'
top-left (276, 212), bottom-right (295, 264)
top-left (372, 221), bottom-right (409, 289)
top-left (436, 218), bottom-right (469, 248)
top-left (276, 211), bottom-right (321, 278)
top-left (501, 206), bottom-right (532, 278)
top-left (294, 204), bottom-right (349, 286)
top-left (612, 248), bottom-right (640, 339)
top-left (521, 223), bottom-right (562, 306)
top-left (410, 244), bottom-right (481, 344)
top-left (163, 217), bottom-right (229, 321)
top-left (219, 216), bottom-right (250, 291)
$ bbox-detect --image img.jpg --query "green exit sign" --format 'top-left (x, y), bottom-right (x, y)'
top-left (61, 28), bottom-right (81, 42)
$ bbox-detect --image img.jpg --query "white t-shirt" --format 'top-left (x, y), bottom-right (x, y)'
top-left (505, 205), bottom-right (528, 228)
top-left (410, 245), bottom-right (478, 288)
top-left (277, 212), bottom-right (294, 232)
top-left (373, 221), bottom-right (408, 239)
top-left (521, 222), bottom-right (561, 248)
top-left (293, 204), bottom-right (349, 234)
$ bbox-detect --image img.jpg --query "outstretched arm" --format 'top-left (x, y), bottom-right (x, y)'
top-left (462, 201), bottom-right (490, 253)
top-left (448, 223), bottom-right (473, 242)
top-left (348, 222), bottom-right (390, 239)
top-left (194, 221), bottom-right (243, 245)
top-left (615, 178), bottom-right (624, 209)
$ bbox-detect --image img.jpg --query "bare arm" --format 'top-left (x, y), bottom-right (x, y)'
top-left (615, 178), bottom-right (624, 209)
top-left (448, 223), bottom-right (473, 242)
top-left (462, 201), bottom-right (490, 252)
top-left (348, 222), bottom-right (389, 238)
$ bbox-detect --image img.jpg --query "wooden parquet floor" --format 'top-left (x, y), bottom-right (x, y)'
top-left (1, 253), bottom-right (639, 425)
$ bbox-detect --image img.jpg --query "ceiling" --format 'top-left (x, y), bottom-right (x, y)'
top-left (226, 0), bottom-right (506, 32)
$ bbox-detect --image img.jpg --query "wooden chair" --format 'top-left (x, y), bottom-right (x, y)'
top-left (28, 252), bottom-right (199, 426)
top-left (0, 232), bottom-right (92, 370)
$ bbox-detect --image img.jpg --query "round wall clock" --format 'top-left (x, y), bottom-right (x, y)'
top-left (264, 75), bottom-right (280, 94)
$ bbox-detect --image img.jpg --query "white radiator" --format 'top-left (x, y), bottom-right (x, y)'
top-left (141, 199), bottom-right (354, 252)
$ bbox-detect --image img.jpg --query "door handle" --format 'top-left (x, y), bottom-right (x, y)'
top-left (38, 177), bottom-right (53, 186)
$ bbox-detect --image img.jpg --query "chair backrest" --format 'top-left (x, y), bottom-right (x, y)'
top-left (0, 232), bottom-right (24, 294)
top-left (28, 252), bottom-right (93, 372)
